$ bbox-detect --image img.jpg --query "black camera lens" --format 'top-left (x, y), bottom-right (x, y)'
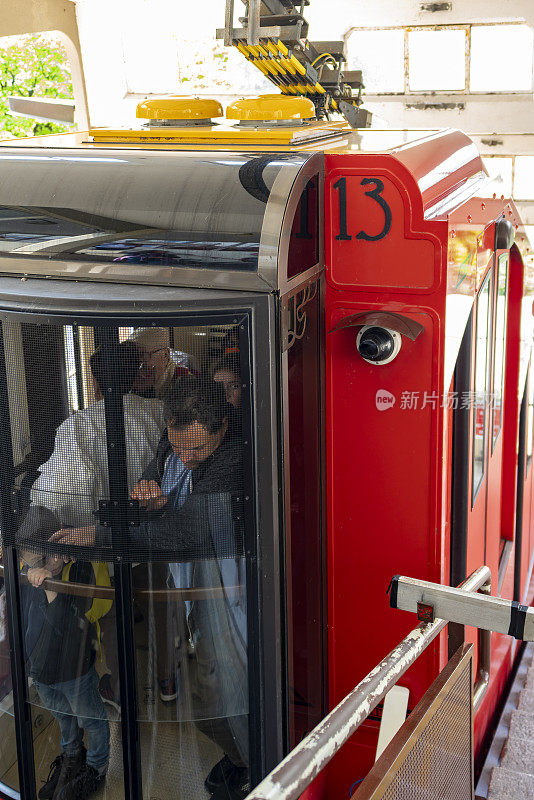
top-left (357, 327), bottom-right (395, 362)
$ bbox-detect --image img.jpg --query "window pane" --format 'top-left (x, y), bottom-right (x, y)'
top-left (346, 30), bottom-right (405, 93)
top-left (483, 157), bottom-right (513, 198)
top-left (409, 30), bottom-right (466, 91)
top-left (5, 317), bottom-right (255, 797)
top-left (472, 273), bottom-right (491, 504)
top-left (470, 25), bottom-right (533, 92)
top-left (514, 157), bottom-right (534, 201)
top-left (492, 254), bottom-right (508, 449)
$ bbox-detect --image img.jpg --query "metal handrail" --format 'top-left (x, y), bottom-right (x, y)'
top-left (246, 566), bottom-right (491, 800)
top-left (0, 564), bottom-right (242, 601)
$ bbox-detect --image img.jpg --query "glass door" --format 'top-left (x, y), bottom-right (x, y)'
top-left (0, 297), bottom-right (279, 800)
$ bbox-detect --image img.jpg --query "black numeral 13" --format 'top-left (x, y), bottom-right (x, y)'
top-left (333, 176), bottom-right (392, 242)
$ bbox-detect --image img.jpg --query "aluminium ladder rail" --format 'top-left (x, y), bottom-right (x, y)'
top-left (245, 565), bottom-right (491, 800)
top-left (389, 572), bottom-right (534, 642)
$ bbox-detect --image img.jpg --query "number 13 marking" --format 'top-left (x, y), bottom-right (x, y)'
top-left (333, 177), bottom-right (392, 242)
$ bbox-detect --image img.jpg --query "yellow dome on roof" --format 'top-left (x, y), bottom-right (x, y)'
top-left (226, 94), bottom-right (316, 122)
top-left (136, 97), bottom-right (223, 121)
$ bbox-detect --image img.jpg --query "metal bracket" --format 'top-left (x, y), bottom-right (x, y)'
top-left (389, 567), bottom-right (495, 710)
top-left (96, 499), bottom-right (140, 529)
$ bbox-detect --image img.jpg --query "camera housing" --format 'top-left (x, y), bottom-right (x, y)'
top-left (356, 325), bottom-right (402, 365)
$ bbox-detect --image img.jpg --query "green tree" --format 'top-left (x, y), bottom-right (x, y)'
top-left (0, 34), bottom-right (74, 139)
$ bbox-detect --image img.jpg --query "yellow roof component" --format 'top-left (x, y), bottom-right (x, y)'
top-left (136, 96), bottom-right (223, 121)
top-left (226, 94), bottom-right (316, 122)
top-left (89, 119), bottom-right (349, 148)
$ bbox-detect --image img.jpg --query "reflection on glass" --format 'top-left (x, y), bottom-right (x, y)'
top-left (18, 553), bottom-right (121, 799)
top-left (0, 150), bottom-right (312, 273)
top-left (2, 316), bottom-right (253, 798)
top-left (0, 208), bottom-right (262, 270)
top-left (492, 254), bottom-right (508, 449)
top-left (128, 332), bottom-right (250, 799)
top-left (472, 273), bottom-right (491, 504)
top-left (8, 323), bottom-right (166, 798)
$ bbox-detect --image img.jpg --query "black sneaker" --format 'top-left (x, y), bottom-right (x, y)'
top-left (38, 753), bottom-right (63, 800)
top-left (205, 755), bottom-right (241, 794)
top-left (56, 764), bottom-right (106, 800)
top-left (50, 748), bottom-right (86, 799)
top-left (99, 673), bottom-right (121, 715)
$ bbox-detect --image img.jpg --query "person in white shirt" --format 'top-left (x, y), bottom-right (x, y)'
top-left (30, 341), bottom-right (165, 526)
top-left (27, 340), bottom-right (167, 709)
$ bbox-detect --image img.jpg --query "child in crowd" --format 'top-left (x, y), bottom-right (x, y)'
top-left (21, 518), bottom-right (110, 800)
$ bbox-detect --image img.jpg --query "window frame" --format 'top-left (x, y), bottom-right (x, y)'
top-left (345, 21), bottom-right (533, 96)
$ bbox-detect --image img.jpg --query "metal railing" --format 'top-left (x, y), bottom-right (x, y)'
top-left (246, 566), bottom-right (491, 800)
top-left (0, 564), bottom-right (241, 601)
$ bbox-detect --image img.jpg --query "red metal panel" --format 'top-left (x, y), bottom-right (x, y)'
top-left (325, 152), bottom-right (447, 791)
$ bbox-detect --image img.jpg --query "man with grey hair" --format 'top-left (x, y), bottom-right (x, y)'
top-left (129, 327), bottom-right (196, 399)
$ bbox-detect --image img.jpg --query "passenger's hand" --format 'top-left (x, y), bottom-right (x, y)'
top-left (49, 526), bottom-right (96, 551)
top-left (27, 567), bottom-right (52, 587)
top-left (130, 480), bottom-right (167, 511)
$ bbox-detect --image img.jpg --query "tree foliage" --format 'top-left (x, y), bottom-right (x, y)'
top-left (0, 34), bottom-right (74, 139)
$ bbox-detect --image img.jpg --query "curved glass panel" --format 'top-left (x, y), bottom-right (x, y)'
top-left (0, 149), bottom-right (310, 273)
top-left (1, 313), bottom-right (257, 798)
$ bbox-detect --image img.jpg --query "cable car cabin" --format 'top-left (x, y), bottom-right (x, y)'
top-left (0, 103), bottom-right (531, 800)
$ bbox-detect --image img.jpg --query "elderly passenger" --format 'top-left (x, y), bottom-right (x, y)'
top-left (129, 327), bottom-right (196, 399)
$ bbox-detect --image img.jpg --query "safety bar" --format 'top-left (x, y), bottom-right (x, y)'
top-left (0, 564), bottom-right (241, 601)
top-left (245, 565), bottom-right (491, 800)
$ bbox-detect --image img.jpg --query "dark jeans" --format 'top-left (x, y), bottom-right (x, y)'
top-left (34, 666), bottom-right (109, 771)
